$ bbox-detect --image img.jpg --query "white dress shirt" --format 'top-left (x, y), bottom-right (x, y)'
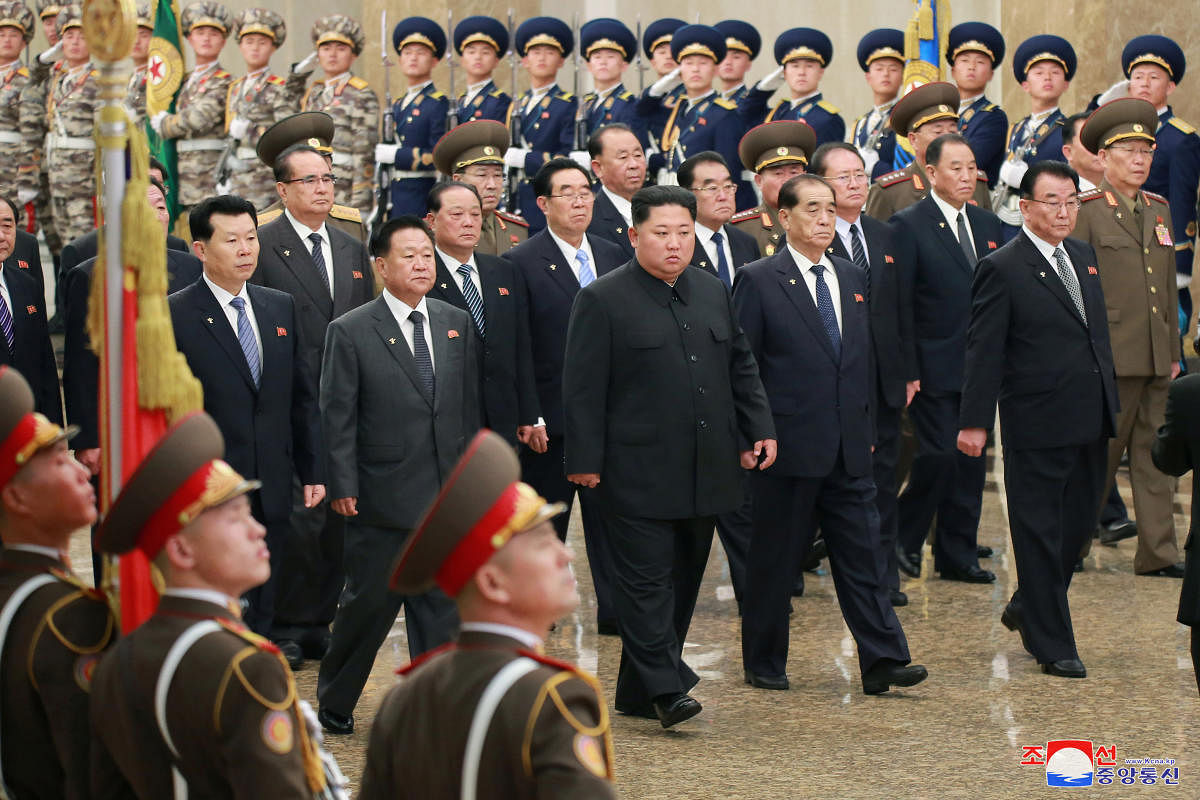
top-left (958, 93), bottom-right (983, 114)
top-left (601, 186), bottom-right (633, 228)
top-left (789, 89), bottom-right (821, 106)
top-left (930, 189), bottom-right (977, 254)
top-left (524, 83), bottom-right (555, 114)
top-left (381, 289), bottom-right (435, 371)
top-left (462, 79), bottom-right (491, 106)
top-left (401, 79), bottom-right (432, 109)
top-left (695, 221), bottom-right (734, 273)
top-left (834, 215), bottom-right (870, 268)
top-left (204, 274), bottom-right (263, 364)
top-left (459, 621), bottom-right (543, 650)
top-left (788, 243), bottom-right (842, 332)
top-left (162, 587), bottom-right (239, 610)
top-left (1021, 107), bottom-right (1058, 141)
top-left (285, 208), bottom-right (334, 299)
top-left (1022, 224), bottom-right (1076, 274)
top-left (547, 227), bottom-right (597, 284)
top-left (437, 247), bottom-right (482, 299)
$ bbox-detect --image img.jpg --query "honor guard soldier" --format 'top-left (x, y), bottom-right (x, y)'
top-left (635, 17), bottom-right (685, 182)
top-left (714, 20), bottom-right (759, 104)
top-left (435, 120), bottom-right (529, 256)
top-left (124, 3), bottom-right (154, 126)
top-left (947, 22), bottom-right (1008, 188)
top-left (1122, 36), bottom-right (1200, 313)
top-left (89, 412), bottom-right (346, 799)
top-left (223, 8), bottom-right (298, 210)
top-left (579, 19), bottom-right (646, 151)
top-left (358, 430), bottom-right (615, 800)
top-left (453, 16), bottom-right (512, 123)
top-left (729, 119), bottom-right (816, 256)
top-left (44, 4), bottom-right (100, 246)
top-left (151, 1), bottom-right (234, 235)
top-left (0, 2), bottom-right (34, 177)
top-left (995, 35), bottom-right (1075, 239)
top-left (741, 27), bottom-right (844, 146)
top-left (298, 14), bottom-right (380, 219)
top-left (15, 0), bottom-right (63, 257)
top-left (851, 28), bottom-right (904, 180)
top-left (0, 366), bottom-right (115, 799)
top-left (504, 16), bottom-right (577, 233)
top-left (256, 111), bottom-right (367, 244)
top-left (865, 82), bottom-right (991, 221)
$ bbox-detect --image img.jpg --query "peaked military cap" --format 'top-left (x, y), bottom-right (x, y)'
top-left (0, 1), bottom-right (36, 41)
top-left (739, 120), bottom-right (816, 173)
top-left (1013, 34), bottom-right (1076, 82)
top-left (256, 111), bottom-right (335, 166)
top-left (946, 22), bottom-right (1005, 68)
top-left (393, 16), bottom-right (446, 59)
top-left (52, 2), bottom-right (78, 37)
top-left (1080, 97), bottom-right (1159, 155)
top-left (312, 14), bottom-right (364, 56)
top-left (774, 27), bottom-right (833, 67)
top-left (715, 20), bottom-right (760, 61)
top-left (434, 120), bottom-right (509, 175)
top-left (580, 18), bottom-right (635, 61)
top-left (0, 367), bottom-right (74, 491)
top-left (35, 0), bottom-right (57, 20)
top-left (134, 1), bottom-right (151, 30)
top-left (515, 17), bottom-right (572, 58)
top-left (643, 17), bottom-right (684, 58)
top-left (233, 7), bottom-right (284, 45)
top-left (180, 0), bottom-right (229, 36)
top-left (1122, 35), bottom-right (1185, 83)
top-left (890, 81), bottom-right (960, 137)
top-left (391, 430), bottom-right (566, 596)
top-left (857, 28), bottom-right (904, 71)
top-left (671, 24), bottom-right (725, 64)
top-left (453, 15), bottom-right (508, 56)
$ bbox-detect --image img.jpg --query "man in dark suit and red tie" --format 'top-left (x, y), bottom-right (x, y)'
top-left (959, 160), bottom-right (1117, 679)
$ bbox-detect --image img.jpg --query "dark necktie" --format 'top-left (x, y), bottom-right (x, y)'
top-left (1053, 246), bottom-right (1087, 324)
top-left (0, 290), bottom-right (14, 353)
top-left (710, 230), bottom-right (732, 288)
top-left (849, 222), bottom-right (870, 300)
top-left (811, 264), bottom-right (841, 360)
top-left (409, 309), bottom-right (435, 399)
top-left (956, 211), bottom-right (977, 268)
top-left (308, 232), bottom-right (331, 297)
top-left (229, 297), bottom-right (261, 386)
top-left (457, 263), bottom-right (486, 338)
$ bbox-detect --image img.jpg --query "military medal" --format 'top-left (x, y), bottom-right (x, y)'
top-left (1155, 223), bottom-right (1173, 247)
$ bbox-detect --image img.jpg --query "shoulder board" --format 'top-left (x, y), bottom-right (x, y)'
top-left (877, 169), bottom-right (912, 187)
top-left (488, 88), bottom-right (505, 98)
top-left (1078, 187), bottom-right (1104, 202)
top-left (89, 69), bottom-right (99, 78)
top-left (713, 98), bottom-right (736, 111)
top-left (984, 103), bottom-right (997, 111)
top-left (495, 209), bottom-right (529, 228)
top-left (330, 204), bottom-right (362, 222)
top-left (42, 569), bottom-right (115, 655)
top-left (517, 647), bottom-right (587, 675)
top-left (429, 89), bottom-right (445, 100)
top-left (976, 172), bottom-right (988, 182)
top-left (397, 642), bottom-right (456, 675)
top-left (213, 70), bottom-right (230, 79)
top-left (266, 74), bottom-right (285, 86)
top-left (557, 90), bottom-right (574, 101)
top-left (618, 89), bottom-right (633, 100)
top-left (1168, 117), bottom-right (1197, 135)
top-left (16, 66), bottom-right (28, 77)
top-left (730, 208), bottom-right (762, 223)
top-left (1143, 189), bottom-right (1169, 204)
top-left (228, 75), bottom-right (243, 87)
top-left (257, 208), bottom-right (284, 225)
top-left (48, 568), bottom-right (107, 601)
top-left (215, 617), bottom-right (279, 653)
top-left (817, 99), bottom-right (839, 114)
top-left (348, 76), bottom-right (369, 90)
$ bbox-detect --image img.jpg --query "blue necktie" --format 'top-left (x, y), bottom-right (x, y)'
top-left (811, 264), bottom-right (841, 360)
top-left (409, 309), bottom-right (435, 399)
top-left (457, 263), bottom-right (486, 339)
top-left (308, 232), bottom-right (331, 296)
top-left (710, 230), bottom-right (732, 288)
top-left (576, 250), bottom-right (595, 287)
top-left (229, 296), bottom-right (261, 386)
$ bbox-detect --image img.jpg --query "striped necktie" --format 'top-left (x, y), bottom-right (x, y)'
top-left (457, 263), bottom-right (486, 338)
top-left (229, 297), bottom-right (261, 386)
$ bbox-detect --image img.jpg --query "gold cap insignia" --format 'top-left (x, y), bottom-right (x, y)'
top-left (1133, 123), bottom-right (1144, 133)
top-left (776, 146), bottom-right (788, 156)
top-left (483, 145), bottom-right (496, 155)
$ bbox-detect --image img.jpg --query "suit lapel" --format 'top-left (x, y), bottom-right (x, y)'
top-left (248, 287), bottom-right (286, 388)
top-left (433, 253), bottom-right (470, 311)
top-left (330, 232), bottom-right (356, 314)
top-left (272, 220), bottom-right (335, 317)
top-left (966, 206), bottom-right (996, 261)
top-left (775, 251), bottom-right (838, 364)
top-left (1020, 234), bottom-right (1086, 327)
top-left (427, 301), bottom-right (457, 411)
top-left (538, 233), bottom-right (582, 300)
top-left (194, 281), bottom-right (256, 389)
top-left (922, 199), bottom-right (972, 273)
top-left (371, 296), bottom-right (432, 408)
top-left (834, 260), bottom-right (864, 355)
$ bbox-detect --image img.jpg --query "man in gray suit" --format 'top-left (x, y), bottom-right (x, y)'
top-left (316, 216), bottom-right (481, 735)
top-left (250, 142), bottom-right (375, 665)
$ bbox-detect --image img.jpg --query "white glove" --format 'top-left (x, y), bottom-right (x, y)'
top-left (568, 150), bottom-right (591, 170)
top-left (649, 67), bottom-right (682, 98)
top-left (17, 189), bottom-right (37, 205)
top-left (860, 147), bottom-right (880, 177)
top-left (755, 65), bottom-right (785, 93)
top-left (150, 111), bottom-right (168, 134)
top-left (38, 41), bottom-right (62, 65)
top-left (293, 50), bottom-right (319, 75)
top-left (656, 167), bottom-right (678, 186)
top-left (215, 179), bottom-right (231, 195)
top-left (504, 147), bottom-right (529, 170)
top-left (297, 699), bottom-right (323, 745)
top-left (1177, 272), bottom-right (1192, 290)
top-left (374, 143), bottom-right (399, 164)
top-left (228, 116), bottom-right (251, 140)
top-left (1098, 79), bottom-right (1130, 106)
top-left (998, 158), bottom-right (1028, 190)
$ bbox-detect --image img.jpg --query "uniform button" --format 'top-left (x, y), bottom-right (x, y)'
top-left (1144, 247), bottom-right (1150, 254)
top-left (1152, 306), bottom-right (1158, 313)
top-left (1151, 286), bottom-right (1157, 294)
top-left (689, 354), bottom-right (698, 362)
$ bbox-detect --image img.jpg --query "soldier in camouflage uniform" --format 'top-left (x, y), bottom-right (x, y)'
top-left (224, 8), bottom-right (300, 210)
top-left (294, 15), bottom-right (379, 219)
top-left (44, 5), bottom-right (99, 247)
top-left (15, 0), bottom-right (63, 256)
top-left (124, 2), bottom-right (153, 126)
top-left (0, 2), bottom-right (34, 184)
top-left (150, 1), bottom-right (233, 233)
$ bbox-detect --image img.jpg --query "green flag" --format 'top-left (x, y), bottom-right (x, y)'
top-left (145, 0), bottom-right (183, 219)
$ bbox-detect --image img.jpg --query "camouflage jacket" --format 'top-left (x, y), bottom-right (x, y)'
top-left (300, 71), bottom-right (379, 215)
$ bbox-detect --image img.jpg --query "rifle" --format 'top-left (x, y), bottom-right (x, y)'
top-left (215, 135), bottom-right (238, 189)
top-left (446, 9), bottom-right (458, 129)
top-left (504, 9), bottom-right (520, 211)
top-left (572, 12), bottom-right (585, 151)
top-left (369, 9), bottom-right (394, 240)
top-left (634, 16), bottom-right (644, 93)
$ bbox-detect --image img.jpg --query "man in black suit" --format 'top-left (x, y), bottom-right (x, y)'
top-left (586, 123), bottom-right (646, 261)
top-left (563, 185), bottom-right (776, 727)
top-left (814, 142), bottom-right (913, 606)
top-left (317, 216), bottom-right (480, 735)
top-left (425, 181), bottom-right (539, 447)
top-left (504, 159), bottom-right (627, 635)
top-left (959, 161), bottom-right (1117, 679)
top-left (248, 143), bottom-right (375, 662)
top-left (893, 133), bottom-right (1005, 584)
top-left (0, 196), bottom-right (61, 425)
top-left (0, 197), bottom-right (46, 301)
top-left (169, 196), bottom-right (324, 649)
top-left (733, 174), bottom-right (926, 694)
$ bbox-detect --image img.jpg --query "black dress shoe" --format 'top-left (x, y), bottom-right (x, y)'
top-left (1139, 562), bottom-right (1186, 578)
top-left (1041, 658), bottom-right (1086, 678)
top-left (861, 660), bottom-right (929, 695)
top-left (889, 589), bottom-right (908, 607)
top-left (652, 693), bottom-right (702, 728)
top-left (317, 708), bottom-right (354, 735)
top-left (275, 639), bottom-right (304, 670)
top-left (976, 545), bottom-right (994, 558)
top-left (744, 670), bottom-right (789, 690)
top-left (300, 631), bottom-right (331, 660)
top-left (801, 537), bottom-right (827, 571)
top-left (1000, 606), bottom-right (1033, 656)
top-left (939, 564), bottom-right (996, 583)
top-left (896, 547), bottom-right (921, 578)
top-left (792, 576), bottom-right (805, 597)
top-left (1098, 518), bottom-right (1137, 545)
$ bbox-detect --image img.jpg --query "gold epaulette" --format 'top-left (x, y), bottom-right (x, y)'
top-left (495, 209), bottom-right (528, 228)
top-left (330, 203), bottom-right (362, 222)
top-left (877, 169), bottom-right (911, 187)
top-left (429, 89), bottom-right (445, 99)
top-left (618, 89), bottom-right (633, 100)
top-left (214, 69), bottom-right (230, 79)
top-left (257, 207), bottom-right (284, 225)
top-left (557, 90), bottom-right (574, 101)
top-left (1078, 187), bottom-right (1104, 202)
top-left (266, 74), bottom-right (285, 86)
top-left (713, 97), bottom-right (736, 111)
top-left (16, 66), bottom-right (28, 77)
top-left (984, 103), bottom-right (996, 111)
top-left (488, 88), bottom-right (506, 98)
top-left (977, 171), bottom-right (988, 182)
top-left (1168, 117), bottom-right (1196, 135)
top-left (817, 99), bottom-right (839, 114)
top-left (348, 76), bottom-right (369, 90)
top-left (1143, 189), bottom-right (1169, 205)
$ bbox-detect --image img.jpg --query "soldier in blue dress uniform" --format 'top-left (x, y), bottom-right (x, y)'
top-left (714, 20), bottom-right (761, 208)
top-left (850, 28), bottom-right (904, 181)
top-left (947, 22), bottom-right (1008, 189)
top-left (503, 16), bottom-right (577, 233)
top-left (739, 27), bottom-right (844, 147)
top-left (636, 17), bottom-right (686, 182)
top-left (374, 17), bottom-right (448, 218)
top-left (1122, 35), bottom-right (1200, 316)
top-left (578, 19), bottom-right (646, 151)
top-left (453, 16), bottom-right (512, 124)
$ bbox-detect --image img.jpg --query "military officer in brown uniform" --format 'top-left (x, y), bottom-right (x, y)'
top-left (0, 365), bottom-right (115, 799)
top-left (729, 120), bottom-right (816, 257)
top-left (89, 412), bottom-right (345, 799)
top-left (359, 430), bottom-right (615, 800)
top-left (865, 82), bottom-right (990, 221)
top-left (1074, 98), bottom-right (1184, 577)
top-left (433, 120), bottom-right (530, 257)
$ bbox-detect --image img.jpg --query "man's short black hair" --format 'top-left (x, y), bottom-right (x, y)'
top-left (676, 151), bottom-right (729, 190)
top-left (0, 196), bottom-right (17, 221)
top-left (371, 215), bottom-right (435, 259)
top-left (532, 158), bottom-right (591, 197)
top-left (777, 174), bottom-right (835, 210)
top-left (631, 185), bottom-right (696, 226)
top-left (1062, 112), bottom-right (1089, 145)
top-left (427, 180), bottom-right (482, 213)
top-left (149, 156), bottom-right (167, 178)
top-left (273, 144), bottom-right (327, 183)
top-left (925, 133), bottom-right (973, 167)
top-left (810, 141), bottom-right (864, 176)
top-left (147, 177), bottom-right (168, 200)
top-left (587, 122), bottom-right (636, 159)
top-left (1020, 160), bottom-right (1080, 199)
top-left (189, 195), bottom-right (257, 242)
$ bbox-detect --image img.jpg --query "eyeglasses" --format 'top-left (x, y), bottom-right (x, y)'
top-left (1108, 144), bottom-right (1156, 158)
top-left (547, 191), bottom-right (594, 203)
top-left (826, 172), bottom-right (869, 185)
top-left (691, 183), bottom-right (738, 196)
top-left (282, 174), bottom-right (338, 187)
top-left (1028, 197), bottom-right (1082, 212)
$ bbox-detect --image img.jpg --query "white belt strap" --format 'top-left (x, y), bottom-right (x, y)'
top-left (177, 138), bottom-right (226, 152)
top-left (154, 619), bottom-right (222, 800)
top-left (460, 657), bottom-right (539, 800)
top-left (391, 171), bottom-right (434, 181)
top-left (48, 135), bottom-right (94, 150)
top-left (235, 146), bottom-right (258, 161)
top-left (0, 574), bottom-right (58, 800)
top-left (0, 131), bottom-right (21, 145)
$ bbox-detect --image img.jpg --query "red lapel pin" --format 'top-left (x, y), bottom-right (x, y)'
top-left (276, 327), bottom-right (287, 336)
top-left (498, 287), bottom-right (510, 296)
top-left (25, 305), bottom-right (36, 314)
top-left (987, 241), bottom-right (997, 249)
top-left (1087, 266), bottom-right (1098, 275)
top-left (448, 329), bottom-right (460, 339)
top-left (17, 260), bottom-right (28, 269)
top-left (854, 293), bottom-right (864, 303)
top-left (352, 270), bottom-right (363, 279)
top-left (884, 255), bottom-right (894, 264)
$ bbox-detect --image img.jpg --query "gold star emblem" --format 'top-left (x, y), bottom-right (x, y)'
top-left (549, 264), bottom-right (556, 271)
top-left (206, 317), bottom-right (214, 324)
top-left (789, 278), bottom-right (797, 285)
top-left (388, 337), bottom-right (397, 344)
top-left (938, 222), bottom-right (946, 228)
top-left (700, 261), bottom-right (707, 267)
top-left (283, 249), bottom-right (290, 256)
top-left (616, 227), bottom-right (622, 233)
top-left (1039, 271), bottom-right (1046, 278)
top-left (1116, 211), bottom-right (1123, 219)
top-left (440, 282), bottom-right (447, 289)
